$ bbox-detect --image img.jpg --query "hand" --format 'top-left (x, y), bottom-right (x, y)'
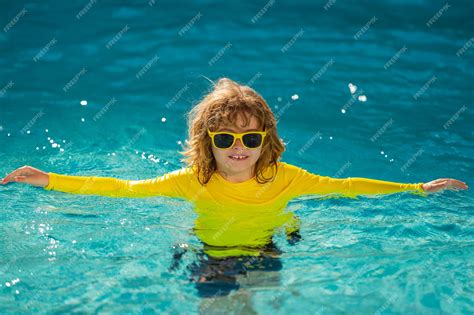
top-left (1, 165), bottom-right (50, 188)
top-left (422, 178), bottom-right (468, 193)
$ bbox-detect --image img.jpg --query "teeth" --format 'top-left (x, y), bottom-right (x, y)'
top-left (229, 155), bottom-right (247, 160)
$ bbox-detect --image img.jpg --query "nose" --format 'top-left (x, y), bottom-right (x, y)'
top-left (233, 138), bottom-right (244, 149)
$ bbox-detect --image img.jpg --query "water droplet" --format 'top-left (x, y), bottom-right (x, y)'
top-left (52, 143), bottom-right (58, 148)
top-left (341, 109), bottom-right (346, 114)
top-left (80, 100), bottom-right (88, 106)
top-left (161, 117), bottom-right (166, 122)
top-left (36, 147), bottom-right (39, 150)
top-left (348, 83), bottom-right (357, 94)
top-left (26, 130), bottom-right (31, 134)
top-left (277, 97), bottom-right (282, 102)
top-left (358, 95), bottom-right (367, 102)
top-left (45, 129), bottom-right (49, 133)
top-left (381, 151), bottom-right (384, 154)
top-left (291, 94), bottom-right (299, 100)
top-left (81, 118), bottom-right (85, 122)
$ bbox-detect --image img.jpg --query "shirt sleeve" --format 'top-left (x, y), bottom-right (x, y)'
top-left (282, 163), bottom-right (427, 199)
top-left (43, 167), bottom-right (193, 199)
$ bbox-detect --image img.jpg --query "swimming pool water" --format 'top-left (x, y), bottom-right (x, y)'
top-left (1, 0), bottom-right (473, 313)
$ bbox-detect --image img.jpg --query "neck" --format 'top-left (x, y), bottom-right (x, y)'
top-left (217, 167), bottom-right (255, 183)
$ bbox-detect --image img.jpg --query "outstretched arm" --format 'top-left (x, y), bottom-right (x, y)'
top-left (1, 165), bottom-right (191, 199)
top-left (336, 176), bottom-right (467, 196)
top-left (283, 163), bottom-right (468, 199)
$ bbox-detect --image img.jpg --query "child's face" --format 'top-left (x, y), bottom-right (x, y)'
top-left (211, 115), bottom-right (263, 178)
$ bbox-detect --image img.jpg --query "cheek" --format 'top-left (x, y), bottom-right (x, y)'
top-left (211, 147), bottom-right (227, 161)
top-left (252, 149), bottom-right (262, 160)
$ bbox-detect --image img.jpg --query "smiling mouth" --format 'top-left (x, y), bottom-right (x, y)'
top-left (228, 155), bottom-right (248, 160)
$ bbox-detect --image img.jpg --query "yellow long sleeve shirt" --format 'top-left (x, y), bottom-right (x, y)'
top-left (43, 161), bottom-right (425, 257)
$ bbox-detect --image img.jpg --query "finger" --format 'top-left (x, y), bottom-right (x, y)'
top-left (432, 178), bottom-right (450, 183)
top-left (432, 180), bottom-right (448, 186)
top-left (450, 181), bottom-right (468, 190)
top-left (1, 171), bottom-right (21, 184)
top-left (14, 176), bottom-right (28, 183)
top-left (2, 166), bottom-right (30, 184)
top-left (2, 171), bottom-right (22, 184)
top-left (429, 182), bottom-right (447, 191)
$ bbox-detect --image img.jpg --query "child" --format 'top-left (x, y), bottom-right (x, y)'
top-left (1, 78), bottom-right (468, 297)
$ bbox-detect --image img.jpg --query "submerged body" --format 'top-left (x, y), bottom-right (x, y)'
top-left (44, 161), bottom-right (425, 257)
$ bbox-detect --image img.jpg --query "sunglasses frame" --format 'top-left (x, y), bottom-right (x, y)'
top-left (207, 128), bottom-right (267, 150)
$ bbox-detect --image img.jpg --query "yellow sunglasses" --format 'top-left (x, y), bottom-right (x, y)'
top-left (207, 128), bottom-right (267, 149)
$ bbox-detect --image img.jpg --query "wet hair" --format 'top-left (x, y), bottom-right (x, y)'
top-left (180, 78), bottom-right (285, 185)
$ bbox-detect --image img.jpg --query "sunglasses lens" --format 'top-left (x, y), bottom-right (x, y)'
top-left (242, 133), bottom-right (263, 148)
top-left (214, 134), bottom-right (234, 148)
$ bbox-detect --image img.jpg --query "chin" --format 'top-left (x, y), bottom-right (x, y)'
top-left (223, 157), bottom-right (255, 169)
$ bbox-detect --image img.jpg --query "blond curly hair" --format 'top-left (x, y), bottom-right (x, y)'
top-left (180, 78), bottom-right (285, 185)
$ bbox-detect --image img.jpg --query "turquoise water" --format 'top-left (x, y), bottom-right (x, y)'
top-left (1, 0), bottom-right (473, 313)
